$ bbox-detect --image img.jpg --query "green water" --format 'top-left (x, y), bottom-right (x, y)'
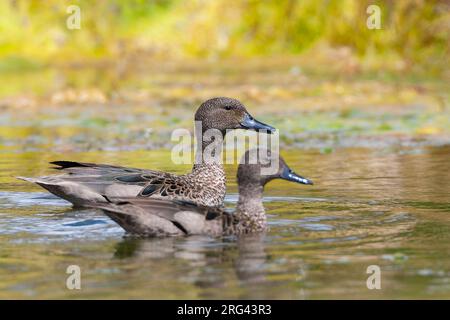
top-left (0, 147), bottom-right (449, 299)
top-left (0, 60), bottom-right (449, 299)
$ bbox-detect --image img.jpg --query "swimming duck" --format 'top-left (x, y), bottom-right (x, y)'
top-left (92, 149), bottom-right (313, 237)
top-left (18, 97), bottom-right (275, 207)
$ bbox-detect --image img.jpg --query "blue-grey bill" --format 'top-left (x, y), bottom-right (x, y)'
top-left (281, 168), bottom-right (313, 185)
top-left (240, 113), bottom-right (276, 133)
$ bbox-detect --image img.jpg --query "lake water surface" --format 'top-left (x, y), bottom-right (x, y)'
top-left (1, 147), bottom-right (449, 299)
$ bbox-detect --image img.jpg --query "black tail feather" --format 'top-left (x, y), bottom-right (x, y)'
top-left (50, 161), bottom-right (89, 169)
top-left (101, 195), bottom-right (131, 206)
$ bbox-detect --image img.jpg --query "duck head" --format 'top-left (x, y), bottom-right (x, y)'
top-left (237, 149), bottom-right (313, 188)
top-left (195, 97), bottom-right (276, 134)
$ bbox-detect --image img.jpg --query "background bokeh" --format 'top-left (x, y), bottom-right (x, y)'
top-left (0, 0), bottom-right (449, 152)
top-left (1, 0), bottom-right (449, 71)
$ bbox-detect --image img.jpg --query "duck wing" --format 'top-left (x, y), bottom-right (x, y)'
top-left (17, 161), bottom-right (177, 206)
top-left (50, 160), bottom-right (174, 180)
top-left (49, 161), bottom-right (217, 206)
top-left (92, 197), bottom-right (229, 237)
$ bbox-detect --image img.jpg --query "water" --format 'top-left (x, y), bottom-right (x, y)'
top-left (0, 147), bottom-right (449, 299)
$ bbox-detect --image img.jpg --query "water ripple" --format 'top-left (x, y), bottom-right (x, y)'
top-left (0, 191), bottom-right (70, 207)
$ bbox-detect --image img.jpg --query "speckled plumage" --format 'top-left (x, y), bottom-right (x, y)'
top-left (17, 97), bottom-right (274, 207)
top-left (93, 150), bottom-right (314, 237)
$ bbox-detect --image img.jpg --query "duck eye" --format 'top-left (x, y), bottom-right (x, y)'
top-left (224, 106), bottom-right (232, 110)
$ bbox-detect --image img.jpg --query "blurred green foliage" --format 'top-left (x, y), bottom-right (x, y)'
top-left (0, 0), bottom-right (448, 75)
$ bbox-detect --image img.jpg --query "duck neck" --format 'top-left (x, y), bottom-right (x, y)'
top-left (193, 124), bottom-right (224, 170)
top-left (187, 126), bottom-right (226, 207)
top-left (235, 183), bottom-right (267, 232)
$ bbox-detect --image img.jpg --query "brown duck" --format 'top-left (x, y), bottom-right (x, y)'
top-left (18, 97), bottom-right (275, 207)
top-left (92, 149), bottom-right (313, 237)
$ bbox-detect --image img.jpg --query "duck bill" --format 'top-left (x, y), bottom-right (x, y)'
top-left (240, 113), bottom-right (276, 134)
top-left (280, 167), bottom-right (313, 185)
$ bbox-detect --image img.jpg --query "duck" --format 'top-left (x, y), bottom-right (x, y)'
top-left (18, 97), bottom-right (275, 208)
top-left (91, 149), bottom-right (313, 237)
